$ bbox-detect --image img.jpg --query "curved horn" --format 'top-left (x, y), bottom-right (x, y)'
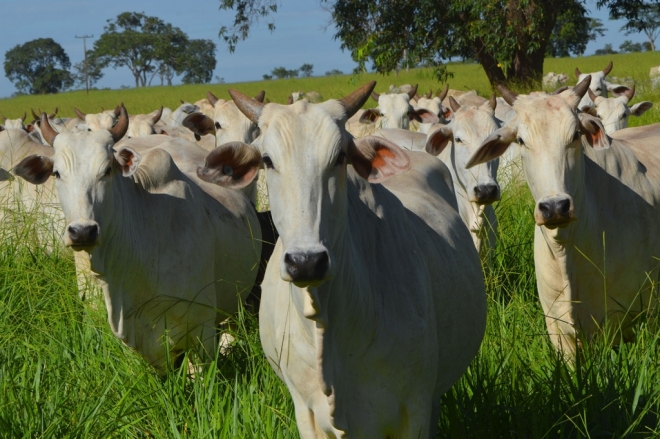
top-left (448, 96), bottom-right (461, 113)
top-left (0, 114), bottom-right (6, 122)
top-left (180, 99), bottom-right (185, 105)
top-left (40, 113), bottom-right (58, 146)
top-left (488, 93), bottom-right (497, 111)
top-left (206, 91), bottom-right (219, 107)
top-left (622, 84), bottom-right (636, 102)
top-left (552, 86), bottom-right (569, 95)
top-left (602, 61), bottom-right (613, 76)
top-left (21, 112), bottom-right (26, 122)
top-left (498, 84), bottom-right (518, 106)
top-left (48, 107), bottom-right (58, 119)
top-left (371, 91), bottom-right (380, 102)
top-left (114, 104), bottom-right (123, 118)
top-left (109, 105), bottom-right (129, 142)
top-left (588, 88), bottom-right (597, 103)
top-left (437, 84), bottom-right (449, 100)
top-left (254, 90), bottom-right (266, 103)
top-left (74, 107), bottom-right (87, 119)
top-left (575, 67), bottom-right (582, 77)
top-left (31, 109), bottom-right (40, 121)
top-left (407, 84), bottom-right (418, 100)
top-left (100, 106), bottom-right (105, 111)
top-left (339, 81), bottom-right (377, 120)
top-left (228, 89), bottom-right (266, 124)
top-left (573, 75), bottom-right (591, 101)
top-left (152, 106), bottom-right (163, 124)
top-left (424, 89), bottom-right (432, 99)
top-left (286, 95), bottom-right (294, 105)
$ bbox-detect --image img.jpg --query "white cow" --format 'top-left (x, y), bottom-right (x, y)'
top-left (575, 61), bottom-right (613, 108)
top-left (425, 95), bottom-right (501, 256)
top-left (414, 84), bottom-right (452, 134)
top-left (543, 72), bottom-right (569, 89)
top-left (198, 83), bottom-right (486, 438)
top-left (74, 106), bottom-right (119, 132)
top-left (1, 112), bottom-right (26, 130)
top-left (582, 86), bottom-right (653, 135)
top-left (126, 107), bottom-right (164, 138)
top-left (346, 84), bottom-right (440, 137)
top-left (467, 76), bottom-right (660, 355)
top-left (14, 110), bottom-right (265, 372)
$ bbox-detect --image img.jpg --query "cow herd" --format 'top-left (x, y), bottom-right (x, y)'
top-left (0, 60), bottom-right (659, 438)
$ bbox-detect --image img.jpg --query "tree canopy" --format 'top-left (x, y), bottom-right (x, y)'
top-left (4, 38), bottom-right (73, 94)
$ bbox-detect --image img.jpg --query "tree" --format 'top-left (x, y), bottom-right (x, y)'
top-left (4, 38), bottom-right (73, 94)
top-left (179, 39), bottom-right (217, 84)
top-left (271, 66), bottom-right (299, 78)
top-left (72, 51), bottom-right (104, 89)
top-left (595, 43), bottom-right (618, 55)
top-left (617, 3), bottom-right (660, 51)
top-left (325, 69), bottom-right (343, 76)
top-left (619, 39), bottom-right (643, 52)
top-left (299, 63), bottom-right (314, 77)
top-left (547, 14), bottom-right (605, 57)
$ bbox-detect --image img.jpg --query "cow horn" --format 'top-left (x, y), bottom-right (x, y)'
top-left (40, 113), bottom-right (58, 146)
top-left (0, 114), bottom-right (5, 122)
top-left (229, 89), bottom-right (266, 124)
top-left (437, 84), bottom-right (449, 100)
top-left (622, 84), bottom-right (636, 102)
top-left (603, 61), bottom-right (613, 76)
top-left (74, 107), bottom-right (87, 119)
top-left (254, 90), bottom-right (266, 103)
top-left (340, 81), bottom-right (377, 120)
top-left (552, 86), bottom-right (569, 95)
top-left (48, 107), bottom-right (58, 119)
top-left (407, 84), bottom-right (418, 100)
top-left (286, 95), bottom-right (294, 105)
top-left (152, 106), bottom-right (163, 124)
top-left (575, 67), bottom-right (582, 77)
top-left (488, 93), bottom-right (497, 111)
top-left (114, 104), bottom-right (123, 118)
top-left (207, 91), bottom-right (219, 107)
top-left (588, 88), bottom-right (597, 103)
top-left (21, 112), bottom-right (26, 122)
top-left (573, 75), bottom-right (591, 102)
top-left (180, 99), bottom-right (185, 105)
top-left (448, 96), bottom-right (461, 112)
top-left (371, 91), bottom-right (380, 102)
top-left (498, 84), bottom-right (518, 106)
top-left (100, 106), bottom-right (105, 111)
top-left (109, 105), bottom-right (129, 142)
top-left (424, 89), bottom-right (432, 99)
top-left (31, 109), bottom-right (40, 121)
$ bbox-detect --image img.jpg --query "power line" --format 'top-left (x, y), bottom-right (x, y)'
top-left (75, 35), bottom-right (94, 94)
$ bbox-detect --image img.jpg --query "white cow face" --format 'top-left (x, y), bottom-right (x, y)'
top-left (126, 107), bottom-right (163, 138)
top-left (13, 110), bottom-right (132, 250)
top-left (426, 96), bottom-right (501, 206)
top-left (466, 76), bottom-right (611, 229)
top-left (360, 85), bottom-right (439, 130)
top-left (1, 113), bottom-right (26, 130)
top-left (213, 100), bottom-right (260, 144)
top-left (198, 83), bottom-right (410, 287)
top-left (75, 107), bottom-right (118, 132)
top-left (576, 61), bottom-right (613, 108)
top-left (584, 87), bottom-right (653, 135)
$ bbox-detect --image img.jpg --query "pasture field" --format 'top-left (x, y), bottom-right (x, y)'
top-left (1, 51), bottom-right (660, 437)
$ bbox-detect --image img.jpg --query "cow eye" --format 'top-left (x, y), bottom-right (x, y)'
top-left (215, 122), bottom-right (221, 129)
top-left (87, 128), bottom-right (92, 132)
top-left (595, 88), bottom-right (601, 92)
top-left (455, 137), bottom-right (463, 144)
top-left (335, 151), bottom-right (346, 166)
top-left (53, 170), bottom-right (60, 179)
top-left (573, 131), bottom-right (580, 141)
top-left (516, 137), bottom-right (525, 146)
top-left (262, 155), bottom-right (274, 169)
top-left (104, 166), bottom-right (112, 177)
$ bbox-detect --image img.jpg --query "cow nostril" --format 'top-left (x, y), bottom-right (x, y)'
top-left (284, 251), bottom-right (329, 282)
top-left (88, 224), bottom-right (99, 241)
top-left (557, 199), bottom-right (571, 217)
top-left (284, 253), bottom-right (299, 278)
top-left (67, 225), bottom-right (80, 241)
top-left (538, 202), bottom-right (552, 219)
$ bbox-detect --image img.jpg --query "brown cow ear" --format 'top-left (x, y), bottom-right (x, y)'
top-left (578, 113), bottom-right (610, 150)
top-left (425, 126), bottom-right (453, 156)
top-left (348, 136), bottom-right (410, 183)
top-left (466, 126), bottom-right (516, 169)
top-left (183, 113), bottom-right (216, 137)
top-left (359, 108), bottom-right (381, 124)
top-left (13, 155), bottom-right (54, 185)
top-left (197, 141), bottom-right (261, 189)
top-left (409, 108), bottom-right (440, 124)
top-left (114, 147), bottom-right (141, 177)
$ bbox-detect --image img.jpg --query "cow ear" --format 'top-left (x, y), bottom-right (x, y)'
top-left (581, 106), bottom-right (598, 117)
top-left (183, 113), bottom-right (216, 137)
top-left (409, 108), bottom-right (440, 124)
top-left (578, 113), bottom-right (610, 150)
top-left (114, 147), bottom-right (141, 177)
top-left (348, 136), bottom-right (410, 183)
top-left (425, 126), bottom-right (453, 156)
top-left (359, 109), bottom-right (381, 124)
top-left (198, 141), bottom-right (261, 189)
top-left (630, 101), bottom-right (653, 116)
top-left (13, 155), bottom-right (54, 185)
top-left (466, 127), bottom-right (516, 169)
top-left (441, 106), bottom-right (453, 122)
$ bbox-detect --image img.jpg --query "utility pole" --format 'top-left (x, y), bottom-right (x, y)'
top-left (75, 35), bottom-right (94, 94)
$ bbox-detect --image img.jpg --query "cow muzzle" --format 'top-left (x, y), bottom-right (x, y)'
top-left (535, 195), bottom-right (575, 228)
top-left (65, 220), bottom-right (100, 250)
top-left (473, 183), bottom-right (501, 205)
top-left (281, 249), bottom-right (330, 287)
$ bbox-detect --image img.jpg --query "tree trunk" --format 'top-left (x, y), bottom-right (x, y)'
top-left (474, 39), bottom-right (506, 87)
top-left (133, 72), bottom-right (140, 88)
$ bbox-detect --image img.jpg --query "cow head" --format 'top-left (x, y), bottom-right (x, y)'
top-left (126, 107), bottom-right (163, 138)
top-left (467, 75), bottom-right (611, 229)
top-left (198, 82), bottom-right (410, 288)
top-left (192, 90), bottom-right (265, 144)
top-left (575, 61), bottom-right (613, 108)
top-left (1, 112), bottom-right (26, 130)
top-left (362, 84), bottom-right (439, 129)
top-left (415, 84), bottom-right (452, 129)
top-left (13, 108), bottom-right (130, 250)
top-left (583, 86), bottom-right (653, 135)
top-left (75, 106), bottom-right (119, 132)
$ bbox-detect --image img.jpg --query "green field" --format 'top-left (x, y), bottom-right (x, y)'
top-left (1, 52), bottom-right (660, 437)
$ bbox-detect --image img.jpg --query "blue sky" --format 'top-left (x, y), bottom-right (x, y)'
top-left (0, 0), bottom-right (650, 98)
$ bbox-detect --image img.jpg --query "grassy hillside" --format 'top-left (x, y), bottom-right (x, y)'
top-left (1, 51), bottom-right (659, 120)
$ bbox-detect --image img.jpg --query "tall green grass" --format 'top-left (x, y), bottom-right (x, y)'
top-left (1, 51), bottom-right (659, 119)
top-left (0, 183), bottom-right (659, 437)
